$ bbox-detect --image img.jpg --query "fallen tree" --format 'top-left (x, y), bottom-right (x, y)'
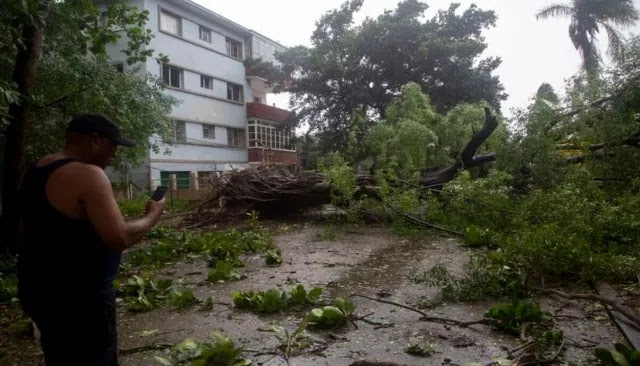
top-left (183, 108), bottom-right (499, 229)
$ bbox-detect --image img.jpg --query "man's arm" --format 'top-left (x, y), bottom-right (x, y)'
top-left (82, 166), bottom-right (164, 251)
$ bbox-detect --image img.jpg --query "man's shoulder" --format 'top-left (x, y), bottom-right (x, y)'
top-left (58, 162), bottom-right (109, 185)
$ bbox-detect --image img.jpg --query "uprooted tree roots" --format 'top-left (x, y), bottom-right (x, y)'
top-left (184, 108), bottom-right (498, 229)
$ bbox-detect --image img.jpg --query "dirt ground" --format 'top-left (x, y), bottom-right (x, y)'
top-left (112, 221), bottom-right (625, 366)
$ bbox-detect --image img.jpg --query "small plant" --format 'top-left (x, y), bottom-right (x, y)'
top-left (463, 225), bottom-right (492, 248)
top-left (486, 299), bottom-right (545, 335)
top-left (168, 288), bottom-right (200, 310)
top-left (207, 261), bottom-right (242, 283)
top-left (157, 331), bottom-right (250, 366)
top-left (405, 341), bottom-right (436, 357)
top-left (306, 297), bottom-right (356, 328)
top-left (116, 274), bottom-right (173, 312)
top-left (595, 343), bottom-right (640, 365)
top-left (233, 284), bottom-right (323, 314)
top-left (265, 249), bottom-right (282, 265)
top-left (147, 226), bottom-right (177, 240)
top-left (262, 322), bottom-right (312, 358)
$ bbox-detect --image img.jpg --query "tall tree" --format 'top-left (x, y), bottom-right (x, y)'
top-left (536, 0), bottom-right (639, 72)
top-left (249, 0), bottom-right (506, 153)
top-left (0, 0), bottom-right (176, 253)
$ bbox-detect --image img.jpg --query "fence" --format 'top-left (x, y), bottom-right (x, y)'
top-left (113, 172), bottom-right (217, 202)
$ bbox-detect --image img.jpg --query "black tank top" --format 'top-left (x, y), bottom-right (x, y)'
top-left (17, 159), bottom-right (121, 304)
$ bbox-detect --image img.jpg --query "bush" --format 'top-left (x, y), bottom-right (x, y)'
top-left (118, 196), bottom-right (193, 217)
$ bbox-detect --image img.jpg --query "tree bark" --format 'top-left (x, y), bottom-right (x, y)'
top-left (1, 20), bottom-right (46, 253)
top-left (421, 107), bottom-right (498, 188)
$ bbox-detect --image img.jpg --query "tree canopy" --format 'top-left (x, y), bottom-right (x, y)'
top-left (249, 0), bottom-right (506, 153)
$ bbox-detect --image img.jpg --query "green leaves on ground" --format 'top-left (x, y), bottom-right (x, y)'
top-left (306, 297), bottom-right (356, 328)
top-left (207, 261), bottom-right (242, 283)
top-left (124, 227), bottom-right (276, 270)
top-left (168, 288), bottom-right (200, 310)
top-left (261, 321), bottom-right (312, 358)
top-left (232, 285), bottom-right (323, 313)
top-left (405, 341), bottom-right (436, 357)
top-left (116, 275), bottom-right (201, 312)
top-left (157, 332), bottom-right (250, 366)
top-left (486, 299), bottom-right (545, 335)
top-left (265, 250), bottom-right (282, 265)
top-left (116, 275), bottom-right (173, 312)
top-left (595, 343), bottom-right (640, 366)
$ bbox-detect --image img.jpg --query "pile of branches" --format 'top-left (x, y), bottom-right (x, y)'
top-left (184, 108), bottom-right (498, 228)
top-left (184, 167), bottom-right (333, 227)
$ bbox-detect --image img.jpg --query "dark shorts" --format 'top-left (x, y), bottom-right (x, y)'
top-left (21, 286), bottom-right (118, 366)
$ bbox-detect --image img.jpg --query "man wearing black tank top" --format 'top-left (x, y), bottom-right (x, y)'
top-left (17, 113), bottom-right (165, 365)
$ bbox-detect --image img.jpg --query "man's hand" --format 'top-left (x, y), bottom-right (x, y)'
top-left (145, 198), bottom-right (165, 223)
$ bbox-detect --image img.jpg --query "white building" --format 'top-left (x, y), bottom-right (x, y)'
top-left (105, 0), bottom-right (296, 191)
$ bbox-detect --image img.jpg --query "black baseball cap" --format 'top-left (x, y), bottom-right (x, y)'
top-left (67, 113), bottom-right (135, 147)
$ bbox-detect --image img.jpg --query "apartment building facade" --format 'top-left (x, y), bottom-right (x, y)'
top-left (105, 0), bottom-right (296, 190)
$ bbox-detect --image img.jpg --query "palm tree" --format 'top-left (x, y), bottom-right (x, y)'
top-left (537, 0), bottom-right (639, 71)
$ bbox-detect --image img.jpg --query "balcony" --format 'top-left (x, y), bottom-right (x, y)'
top-left (247, 102), bottom-right (292, 124)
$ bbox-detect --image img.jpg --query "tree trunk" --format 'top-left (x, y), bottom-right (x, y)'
top-left (0, 21), bottom-right (46, 254)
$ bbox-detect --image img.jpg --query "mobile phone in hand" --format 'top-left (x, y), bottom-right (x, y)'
top-left (151, 186), bottom-right (168, 201)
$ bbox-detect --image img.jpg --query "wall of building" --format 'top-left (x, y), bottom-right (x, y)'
top-left (141, 0), bottom-right (252, 181)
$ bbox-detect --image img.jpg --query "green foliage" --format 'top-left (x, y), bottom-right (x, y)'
top-left (262, 321), bottom-right (312, 357)
top-left (405, 342), bottom-right (436, 357)
top-left (123, 227), bottom-right (276, 271)
top-left (207, 261), bottom-right (241, 283)
top-left (318, 152), bottom-right (357, 206)
top-left (413, 258), bottom-right (527, 303)
top-left (160, 332), bottom-right (250, 366)
top-left (306, 297), bottom-right (356, 328)
top-left (265, 249), bottom-right (282, 265)
top-left (116, 274), bottom-right (173, 312)
top-left (119, 196), bottom-right (190, 217)
top-left (486, 299), bottom-right (545, 335)
top-left (595, 343), bottom-right (640, 366)
top-left (232, 284), bottom-right (323, 314)
top-left (168, 288), bottom-right (200, 311)
top-left (463, 225), bottom-right (492, 248)
top-left (249, 0), bottom-right (505, 153)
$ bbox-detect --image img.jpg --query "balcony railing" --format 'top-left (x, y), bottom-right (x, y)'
top-left (247, 102), bottom-right (292, 123)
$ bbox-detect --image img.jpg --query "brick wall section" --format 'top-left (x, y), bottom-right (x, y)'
top-left (247, 102), bottom-right (292, 123)
top-left (249, 148), bottom-right (298, 165)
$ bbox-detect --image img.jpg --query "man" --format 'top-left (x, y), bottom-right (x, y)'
top-left (17, 113), bottom-right (164, 365)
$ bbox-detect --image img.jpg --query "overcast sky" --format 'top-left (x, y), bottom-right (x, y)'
top-left (196, 0), bottom-right (640, 116)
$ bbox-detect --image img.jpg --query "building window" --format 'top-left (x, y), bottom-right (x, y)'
top-left (200, 75), bottom-right (213, 90)
top-left (174, 121), bottom-right (186, 142)
top-left (227, 128), bottom-right (246, 148)
top-left (227, 83), bottom-right (243, 102)
top-left (253, 96), bottom-right (262, 104)
top-left (160, 171), bottom-right (190, 189)
top-left (199, 25), bottom-right (212, 43)
top-left (247, 120), bottom-right (294, 150)
top-left (226, 38), bottom-right (242, 59)
top-left (113, 62), bottom-right (124, 73)
top-left (202, 124), bottom-right (215, 139)
top-left (160, 10), bottom-right (181, 35)
top-left (162, 64), bottom-right (182, 88)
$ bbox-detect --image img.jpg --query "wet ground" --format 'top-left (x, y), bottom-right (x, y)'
top-left (117, 223), bottom-right (625, 366)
